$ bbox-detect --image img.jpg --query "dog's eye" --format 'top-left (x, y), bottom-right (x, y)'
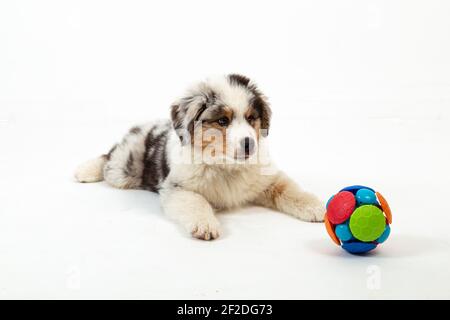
top-left (247, 115), bottom-right (257, 122)
top-left (217, 117), bottom-right (229, 127)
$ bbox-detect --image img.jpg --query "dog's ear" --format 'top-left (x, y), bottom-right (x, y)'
top-left (246, 82), bottom-right (271, 137)
top-left (170, 103), bottom-right (184, 132)
top-left (170, 88), bottom-right (214, 143)
top-left (254, 95), bottom-right (271, 137)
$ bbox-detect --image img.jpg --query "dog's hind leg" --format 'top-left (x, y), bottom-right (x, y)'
top-left (75, 125), bottom-right (147, 189)
top-left (102, 127), bottom-right (148, 190)
top-left (74, 155), bottom-right (108, 183)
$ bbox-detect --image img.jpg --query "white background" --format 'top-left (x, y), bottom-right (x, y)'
top-left (1, 0), bottom-right (449, 299)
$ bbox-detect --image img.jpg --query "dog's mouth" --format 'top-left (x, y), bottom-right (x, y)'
top-left (235, 155), bottom-right (250, 161)
top-left (233, 150), bottom-right (256, 161)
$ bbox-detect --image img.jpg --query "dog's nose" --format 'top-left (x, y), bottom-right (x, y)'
top-left (240, 137), bottom-right (255, 156)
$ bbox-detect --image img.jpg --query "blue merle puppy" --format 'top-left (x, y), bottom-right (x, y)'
top-left (75, 74), bottom-right (324, 240)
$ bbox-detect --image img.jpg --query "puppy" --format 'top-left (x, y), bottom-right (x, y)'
top-left (75, 74), bottom-right (324, 240)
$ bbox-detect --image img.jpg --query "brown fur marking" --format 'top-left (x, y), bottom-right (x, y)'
top-left (265, 181), bottom-right (287, 202)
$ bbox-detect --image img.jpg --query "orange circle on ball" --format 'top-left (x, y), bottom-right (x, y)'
top-left (324, 215), bottom-right (341, 245)
top-left (376, 192), bottom-right (392, 224)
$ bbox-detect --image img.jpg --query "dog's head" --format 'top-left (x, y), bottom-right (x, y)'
top-left (171, 74), bottom-right (271, 163)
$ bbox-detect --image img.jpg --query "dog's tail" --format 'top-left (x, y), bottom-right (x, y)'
top-left (74, 155), bottom-right (107, 183)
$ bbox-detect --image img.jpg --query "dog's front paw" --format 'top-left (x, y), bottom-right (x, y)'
top-left (301, 202), bottom-right (326, 222)
top-left (289, 196), bottom-right (326, 222)
top-left (189, 216), bottom-right (221, 241)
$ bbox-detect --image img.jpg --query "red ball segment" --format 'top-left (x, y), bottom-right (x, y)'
top-left (326, 191), bottom-right (356, 224)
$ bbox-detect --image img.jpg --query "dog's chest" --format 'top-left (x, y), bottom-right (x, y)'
top-left (184, 166), bottom-right (271, 209)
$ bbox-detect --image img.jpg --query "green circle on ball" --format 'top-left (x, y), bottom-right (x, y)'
top-left (349, 205), bottom-right (386, 242)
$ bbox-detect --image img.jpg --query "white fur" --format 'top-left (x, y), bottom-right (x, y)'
top-left (74, 157), bottom-right (107, 183)
top-left (207, 76), bottom-right (254, 114)
top-left (160, 188), bottom-right (221, 240)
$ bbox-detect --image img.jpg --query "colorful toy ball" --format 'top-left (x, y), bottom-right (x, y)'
top-left (324, 185), bottom-right (392, 254)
